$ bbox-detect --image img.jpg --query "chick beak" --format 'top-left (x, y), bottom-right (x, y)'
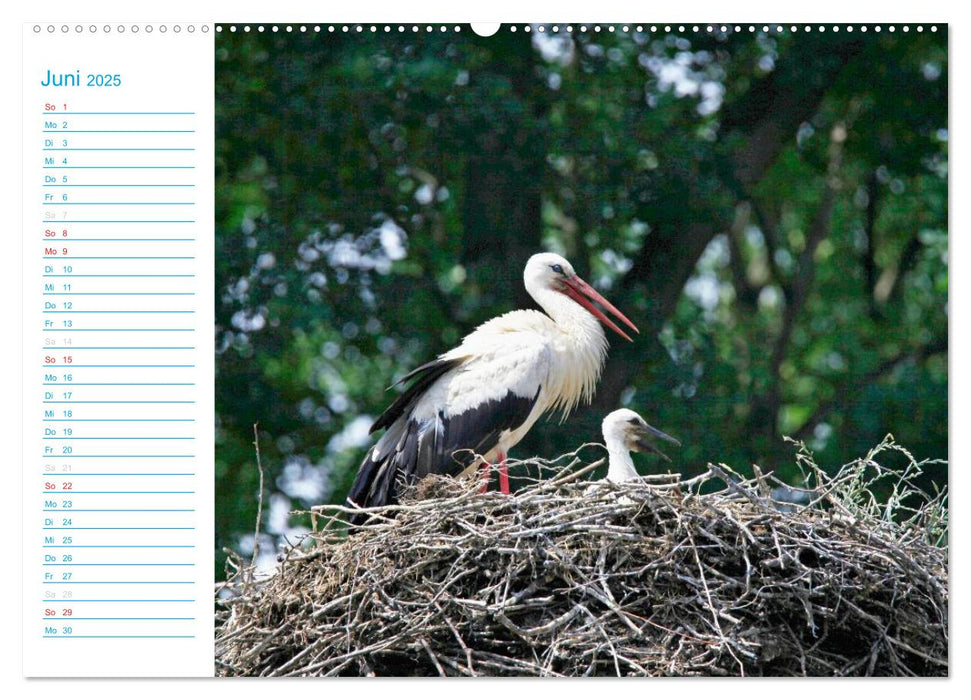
top-left (630, 423), bottom-right (681, 461)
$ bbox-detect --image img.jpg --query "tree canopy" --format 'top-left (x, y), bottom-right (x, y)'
top-left (214, 25), bottom-right (947, 566)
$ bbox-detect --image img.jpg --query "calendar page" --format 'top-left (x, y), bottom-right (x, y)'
top-left (21, 21), bottom-right (214, 677)
top-left (16, 0), bottom-right (959, 688)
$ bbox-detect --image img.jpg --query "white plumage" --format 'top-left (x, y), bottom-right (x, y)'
top-left (601, 408), bottom-right (681, 483)
top-left (345, 252), bottom-right (638, 522)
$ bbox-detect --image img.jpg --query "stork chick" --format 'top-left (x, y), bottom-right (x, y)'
top-left (602, 408), bottom-right (681, 483)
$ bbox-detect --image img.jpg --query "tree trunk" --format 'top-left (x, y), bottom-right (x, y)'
top-left (462, 33), bottom-right (548, 311)
top-left (590, 34), bottom-right (867, 415)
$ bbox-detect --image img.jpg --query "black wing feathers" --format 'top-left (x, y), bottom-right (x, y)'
top-left (345, 450), bottom-right (379, 519)
top-left (369, 356), bottom-right (465, 434)
top-left (441, 388), bottom-right (540, 471)
top-left (346, 381), bottom-right (541, 525)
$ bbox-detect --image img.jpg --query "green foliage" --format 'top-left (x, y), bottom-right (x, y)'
top-left (214, 26), bottom-right (947, 568)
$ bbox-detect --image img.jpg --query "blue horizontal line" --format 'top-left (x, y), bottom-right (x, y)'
top-left (44, 221), bottom-right (196, 223)
top-left (43, 148), bottom-right (195, 151)
top-left (44, 331), bottom-right (196, 334)
top-left (39, 345), bottom-right (196, 348)
top-left (46, 600), bottom-right (196, 602)
top-left (43, 239), bottom-right (196, 241)
top-left (43, 619), bottom-right (196, 622)
top-left (44, 293), bottom-right (195, 295)
top-left (43, 275), bottom-right (195, 277)
top-left (44, 400), bottom-right (195, 403)
top-left (43, 130), bottom-right (196, 133)
top-left (46, 367), bottom-right (193, 370)
top-left (43, 636), bottom-right (196, 639)
top-left (44, 491), bottom-right (194, 493)
top-left (44, 582), bottom-right (195, 584)
top-left (43, 528), bottom-right (195, 530)
top-left (41, 455), bottom-right (194, 458)
top-left (45, 366), bottom-right (193, 370)
top-left (44, 112), bottom-right (196, 115)
top-left (44, 439), bottom-right (194, 442)
top-left (45, 546), bottom-right (195, 548)
top-left (45, 203), bottom-right (195, 205)
top-left (45, 257), bottom-right (194, 260)
top-left (43, 309), bottom-right (195, 312)
top-left (44, 420), bottom-right (195, 423)
top-left (44, 184), bottom-right (196, 187)
top-left (43, 618), bottom-right (197, 621)
top-left (44, 563), bottom-right (195, 566)
top-left (43, 167), bottom-right (195, 169)
top-left (39, 472), bottom-right (195, 475)
top-left (41, 366), bottom-right (195, 372)
top-left (44, 402), bottom-right (194, 405)
top-left (43, 383), bottom-right (196, 386)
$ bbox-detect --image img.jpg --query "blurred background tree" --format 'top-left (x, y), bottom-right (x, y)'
top-left (215, 25), bottom-right (947, 568)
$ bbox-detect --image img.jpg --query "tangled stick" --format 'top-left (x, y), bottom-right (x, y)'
top-left (215, 437), bottom-right (947, 677)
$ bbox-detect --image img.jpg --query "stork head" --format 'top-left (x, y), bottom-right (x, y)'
top-left (524, 253), bottom-right (640, 341)
top-left (602, 408), bottom-right (681, 461)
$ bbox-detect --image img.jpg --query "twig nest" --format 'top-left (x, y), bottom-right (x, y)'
top-left (216, 440), bottom-right (947, 677)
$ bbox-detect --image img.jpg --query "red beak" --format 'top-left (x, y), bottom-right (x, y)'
top-left (560, 276), bottom-right (639, 342)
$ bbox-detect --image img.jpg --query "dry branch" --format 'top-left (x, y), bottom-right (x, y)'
top-left (215, 437), bottom-right (947, 677)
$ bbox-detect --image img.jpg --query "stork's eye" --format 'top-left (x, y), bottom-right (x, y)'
top-left (551, 264), bottom-right (564, 274)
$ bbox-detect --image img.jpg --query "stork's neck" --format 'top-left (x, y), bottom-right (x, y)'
top-left (528, 284), bottom-right (609, 415)
top-left (605, 442), bottom-right (639, 483)
top-left (530, 285), bottom-right (606, 343)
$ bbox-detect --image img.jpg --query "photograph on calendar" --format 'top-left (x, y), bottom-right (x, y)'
top-left (212, 23), bottom-right (948, 677)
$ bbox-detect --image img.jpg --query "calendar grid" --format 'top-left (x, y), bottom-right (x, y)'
top-left (23, 23), bottom-right (214, 677)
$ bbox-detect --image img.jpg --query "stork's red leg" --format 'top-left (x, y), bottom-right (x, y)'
top-left (498, 451), bottom-right (510, 494)
top-left (479, 461), bottom-right (491, 494)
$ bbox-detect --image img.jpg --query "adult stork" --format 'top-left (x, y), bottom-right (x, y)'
top-left (601, 408), bottom-right (681, 483)
top-left (345, 252), bottom-right (638, 523)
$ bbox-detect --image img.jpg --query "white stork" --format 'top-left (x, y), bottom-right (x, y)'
top-left (601, 408), bottom-right (681, 483)
top-left (345, 252), bottom-right (639, 523)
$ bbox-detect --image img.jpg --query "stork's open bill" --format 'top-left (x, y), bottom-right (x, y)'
top-left (602, 408), bottom-right (681, 483)
top-left (344, 252), bottom-right (639, 524)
